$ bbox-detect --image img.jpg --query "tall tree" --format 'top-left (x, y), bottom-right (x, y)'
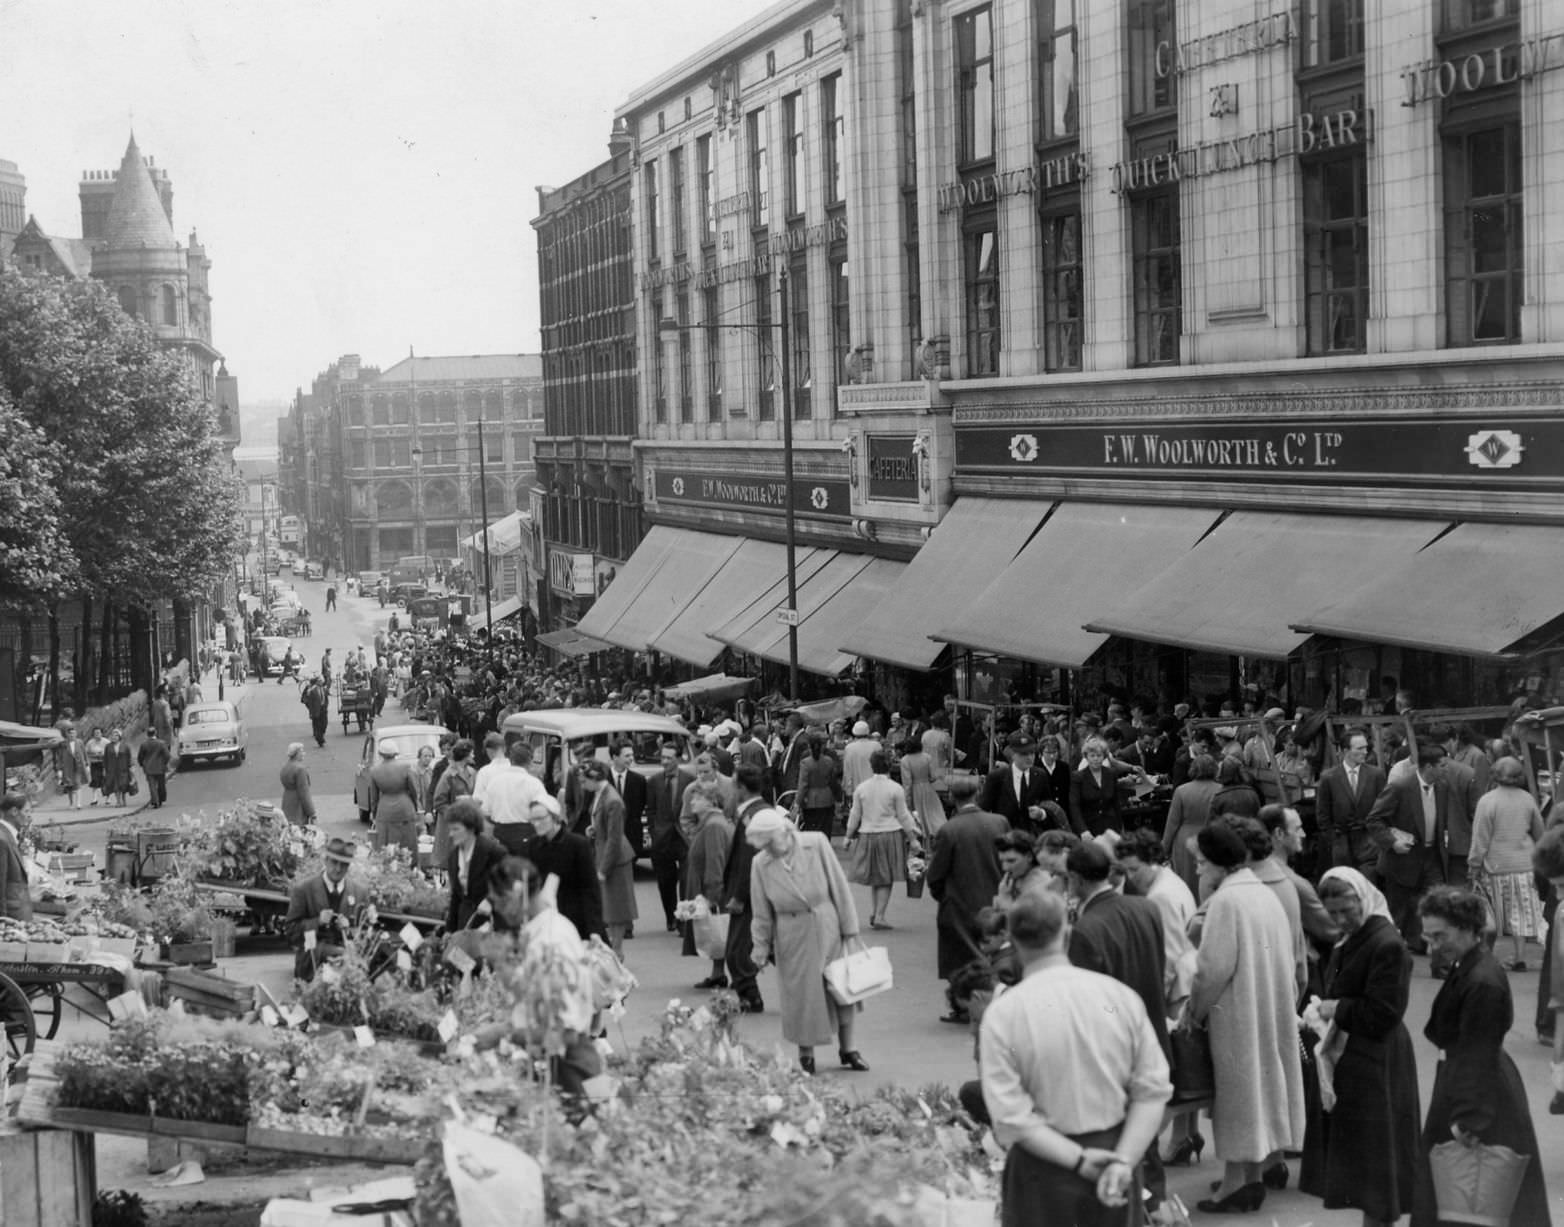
top-left (0, 384), bottom-right (69, 602)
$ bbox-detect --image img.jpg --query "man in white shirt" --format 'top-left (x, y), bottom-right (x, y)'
top-left (979, 888), bottom-right (1171, 1227)
top-left (472, 741), bottom-right (548, 853)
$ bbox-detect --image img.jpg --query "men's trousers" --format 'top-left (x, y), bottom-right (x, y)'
top-left (146, 773), bottom-right (168, 807)
top-left (650, 837), bottom-right (686, 927)
top-left (1382, 844), bottom-right (1446, 956)
top-left (725, 908), bottom-right (760, 1005)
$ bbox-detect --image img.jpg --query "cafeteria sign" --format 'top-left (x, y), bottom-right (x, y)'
top-left (654, 469), bottom-right (851, 519)
top-left (955, 417), bottom-right (1564, 487)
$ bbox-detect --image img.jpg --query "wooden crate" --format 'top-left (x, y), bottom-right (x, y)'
top-left (0, 1124), bottom-right (95, 1227)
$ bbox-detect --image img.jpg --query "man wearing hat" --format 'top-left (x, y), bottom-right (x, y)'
top-left (284, 837), bottom-right (364, 981)
top-left (1244, 708), bottom-right (1287, 773)
top-left (979, 732), bottom-right (1057, 835)
top-left (841, 720), bottom-right (878, 799)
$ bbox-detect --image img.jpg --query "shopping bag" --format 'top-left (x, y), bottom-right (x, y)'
top-left (442, 1120), bottom-right (544, 1227)
top-left (1429, 1140), bottom-right (1530, 1227)
top-left (1168, 1022), bottom-right (1215, 1103)
top-left (824, 940), bottom-right (893, 1006)
top-left (692, 911), bottom-right (730, 960)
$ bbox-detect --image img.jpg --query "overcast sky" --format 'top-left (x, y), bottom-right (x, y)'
top-left (0, 0), bottom-right (774, 405)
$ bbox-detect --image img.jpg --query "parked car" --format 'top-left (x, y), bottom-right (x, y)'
top-left (176, 700), bottom-right (247, 765)
top-left (304, 561), bottom-right (325, 581)
top-left (255, 636), bottom-right (294, 678)
top-left (356, 570), bottom-right (385, 595)
top-left (499, 708), bottom-right (698, 855)
top-left (353, 723), bottom-right (453, 823)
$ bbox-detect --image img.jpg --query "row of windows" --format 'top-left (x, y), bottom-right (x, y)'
top-left (342, 387), bottom-right (536, 427)
top-left (543, 487), bottom-right (642, 561)
top-left (645, 72), bottom-right (845, 261)
top-left (362, 478), bottom-right (518, 518)
top-left (114, 282), bottom-right (181, 327)
top-left (537, 190), bottom-right (634, 336)
top-left (543, 343), bottom-right (638, 438)
top-left (347, 431), bottom-right (518, 469)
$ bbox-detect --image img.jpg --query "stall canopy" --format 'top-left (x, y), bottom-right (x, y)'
top-left (1292, 522), bottom-right (1564, 657)
top-left (461, 510), bottom-right (532, 554)
top-left (648, 538), bottom-right (793, 667)
top-left (470, 594), bottom-right (524, 630)
top-left (536, 626), bottom-right (613, 658)
top-left (576, 526), bottom-right (742, 652)
top-left (838, 497), bottom-right (1050, 670)
top-left (932, 501), bottom-right (1222, 666)
top-left (664, 673), bottom-right (758, 703)
top-left (1084, 512), bottom-right (1451, 658)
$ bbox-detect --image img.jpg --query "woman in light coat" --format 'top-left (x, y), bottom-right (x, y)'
top-left (748, 808), bottom-right (869, 1075)
top-left (1162, 752), bottom-right (1221, 894)
top-left (1467, 756), bottom-right (1546, 970)
top-left (897, 737), bottom-right (946, 839)
top-left (580, 759), bottom-right (637, 957)
top-left (1187, 821), bottom-right (1305, 1214)
top-left (845, 750), bottom-right (921, 930)
top-left (279, 743), bottom-right (316, 825)
top-left (54, 727), bottom-right (89, 809)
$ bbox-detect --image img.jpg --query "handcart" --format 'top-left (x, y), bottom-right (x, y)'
top-left (0, 959), bottom-right (130, 1060)
top-left (338, 684), bottom-right (373, 733)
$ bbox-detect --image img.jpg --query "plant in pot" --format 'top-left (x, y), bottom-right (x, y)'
top-left (146, 879), bottom-right (217, 965)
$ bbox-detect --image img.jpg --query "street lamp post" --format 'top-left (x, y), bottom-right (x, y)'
top-left (660, 269), bottom-right (800, 699)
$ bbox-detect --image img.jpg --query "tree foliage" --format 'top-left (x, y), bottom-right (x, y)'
top-left (0, 265), bottom-right (244, 608)
top-left (0, 383), bottom-right (68, 598)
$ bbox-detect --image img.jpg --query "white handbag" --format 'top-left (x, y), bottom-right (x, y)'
top-left (824, 940), bottom-right (894, 1006)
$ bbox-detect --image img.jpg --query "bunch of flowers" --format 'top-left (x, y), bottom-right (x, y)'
top-left (335, 845), bottom-right (446, 918)
top-left (142, 876), bottom-right (217, 945)
top-left (906, 851), bottom-right (928, 884)
top-left (176, 805), bottom-right (322, 887)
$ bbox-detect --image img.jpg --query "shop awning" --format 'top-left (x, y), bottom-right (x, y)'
top-left (932, 501), bottom-right (1222, 666)
top-left (779, 557), bottom-right (906, 677)
top-left (665, 672), bottom-right (758, 702)
top-left (577, 527), bottom-right (743, 652)
top-left (1292, 522), bottom-right (1564, 657)
top-left (1084, 512), bottom-right (1450, 659)
top-left (648, 538), bottom-right (792, 667)
top-left (470, 595), bottom-right (524, 629)
top-left (536, 626), bottom-right (613, 658)
top-left (838, 497), bottom-right (1050, 670)
top-left (708, 549), bottom-right (868, 673)
top-left (461, 510), bottom-right (532, 555)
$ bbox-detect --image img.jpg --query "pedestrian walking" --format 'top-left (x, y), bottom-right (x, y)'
top-left (325, 583), bottom-right (337, 611)
top-left (580, 759), bottom-right (636, 958)
top-left (682, 778), bottom-right (733, 988)
top-left (301, 674), bottom-right (329, 747)
top-left (844, 750), bottom-right (921, 931)
top-left (723, 765), bottom-right (769, 1013)
top-left (84, 726), bottom-right (108, 806)
top-left (280, 743), bottom-right (317, 825)
top-left (102, 727), bottom-right (133, 807)
top-left (1466, 756), bottom-right (1545, 970)
top-left (54, 725), bottom-right (89, 809)
top-left (927, 773), bottom-right (1009, 1024)
top-left (137, 731), bottom-right (171, 808)
top-left (368, 743), bottom-right (420, 855)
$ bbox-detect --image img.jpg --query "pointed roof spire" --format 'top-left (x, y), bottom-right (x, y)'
top-left (104, 132), bottom-right (176, 249)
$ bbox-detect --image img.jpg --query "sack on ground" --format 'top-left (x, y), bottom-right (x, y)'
top-left (825, 942), bottom-right (893, 1006)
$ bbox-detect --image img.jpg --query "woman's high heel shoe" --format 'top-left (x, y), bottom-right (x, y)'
top-left (1196, 1183), bottom-right (1265, 1214)
top-left (798, 1054), bottom-right (816, 1075)
top-left (1261, 1161), bottom-right (1289, 1190)
top-left (1163, 1133), bottom-right (1204, 1166)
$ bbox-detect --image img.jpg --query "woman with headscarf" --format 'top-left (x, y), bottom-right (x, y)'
top-left (102, 728), bottom-right (134, 808)
top-left (1298, 867), bottom-right (1420, 1227)
top-left (747, 807), bottom-right (869, 1075)
top-left (279, 742), bottom-right (317, 826)
top-left (1467, 756), bottom-right (1546, 970)
top-left (1208, 754), bottom-right (1263, 820)
top-left (580, 758), bottom-right (637, 957)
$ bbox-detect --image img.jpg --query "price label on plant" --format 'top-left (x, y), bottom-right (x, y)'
top-left (396, 949), bottom-right (413, 972)
top-left (353, 1024), bottom-right (376, 1048)
top-left (437, 1010), bottom-right (459, 1043)
top-left (320, 963), bottom-right (339, 985)
top-left (283, 1004), bottom-right (309, 1028)
top-left (260, 1004), bottom-right (280, 1027)
top-left (399, 922), bottom-right (423, 950)
top-left (445, 945), bottom-right (476, 974)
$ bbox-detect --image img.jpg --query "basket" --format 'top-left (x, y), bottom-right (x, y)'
top-left (1429, 1141), bottom-right (1530, 1227)
top-left (210, 918), bottom-right (237, 960)
top-left (906, 875), bottom-right (925, 899)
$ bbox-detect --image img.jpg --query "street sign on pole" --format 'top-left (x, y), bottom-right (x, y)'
top-left (776, 607), bottom-right (800, 627)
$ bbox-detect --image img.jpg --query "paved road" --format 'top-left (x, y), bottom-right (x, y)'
top-left (48, 568), bottom-right (1564, 1220)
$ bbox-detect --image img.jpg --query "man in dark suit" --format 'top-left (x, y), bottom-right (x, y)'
top-left (722, 764), bottom-right (769, 1013)
top-left (0, 793), bottom-right (34, 921)
top-left (1065, 838), bottom-right (1170, 1206)
top-left (137, 732), bottom-right (172, 808)
top-left (978, 732), bottom-right (1056, 834)
top-left (520, 794), bottom-right (605, 942)
top-left (1316, 727), bottom-right (1388, 876)
top-left (646, 742), bottom-right (695, 930)
top-left (1365, 744), bottom-right (1453, 964)
top-left (445, 799), bottom-right (507, 932)
top-left (927, 774), bottom-right (1010, 1023)
top-left (1430, 723), bottom-right (1480, 888)
top-left (284, 837), bottom-right (366, 981)
top-left (608, 740), bottom-right (649, 856)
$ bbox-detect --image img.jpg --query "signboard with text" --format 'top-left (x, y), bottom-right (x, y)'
top-left (955, 416), bottom-right (1564, 488)
top-left (653, 469), bottom-right (851, 519)
top-left (865, 434), bottom-right (920, 502)
top-left (548, 547), bottom-right (595, 596)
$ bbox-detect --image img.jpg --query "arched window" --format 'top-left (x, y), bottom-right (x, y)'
top-left (418, 391), bottom-right (436, 423)
top-left (347, 395), bottom-right (365, 426)
top-left (424, 478), bottom-right (459, 514)
top-left (464, 389), bottom-right (483, 421)
top-left (436, 391), bottom-right (457, 423)
top-left (376, 480), bottom-right (414, 515)
top-left (483, 388), bottom-right (504, 420)
top-left (391, 392), bottom-right (411, 424)
top-left (117, 285), bottom-right (138, 317)
top-left (161, 284), bottom-right (178, 325)
top-left (371, 397), bottom-right (389, 426)
top-left (469, 477), bottom-right (509, 515)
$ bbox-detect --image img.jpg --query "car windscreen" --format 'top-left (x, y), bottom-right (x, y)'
top-left (376, 733), bottom-right (442, 760)
top-left (184, 709), bottom-right (231, 726)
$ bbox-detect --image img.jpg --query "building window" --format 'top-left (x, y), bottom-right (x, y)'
top-left (1040, 207), bottom-right (1083, 370)
top-left (483, 388), bottom-right (503, 420)
top-left (1130, 187), bottom-right (1181, 365)
top-left (964, 225), bottom-right (1000, 376)
top-left (956, 7), bottom-right (995, 165)
top-left (676, 291), bottom-right (693, 422)
top-left (697, 135), bottom-right (714, 245)
top-left (1442, 0), bottom-right (1517, 33)
top-left (766, 50), bottom-right (776, 77)
top-left (391, 392), bottom-right (410, 424)
top-left (644, 160), bottom-right (660, 260)
top-left (670, 146), bottom-right (686, 254)
top-left (822, 74), bottom-right (844, 205)
top-left (804, 29), bottom-right (814, 57)
top-left (1302, 0), bottom-right (1364, 66)
top-left (1037, 0), bottom-right (1079, 141)
top-left (117, 285), bottom-right (137, 317)
top-left (161, 284), bottom-right (178, 325)
top-left (1303, 153), bottom-right (1369, 354)
top-left (755, 274), bottom-right (775, 421)
top-left (371, 396), bottom-right (389, 426)
top-left (830, 253), bottom-right (850, 391)
top-left (704, 284), bottom-right (724, 418)
top-left (684, 96), bottom-right (692, 121)
top-left (1127, 0), bottom-right (1175, 118)
top-left (783, 92), bottom-right (805, 218)
top-left (789, 260), bottom-right (810, 418)
top-left (1444, 122), bottom-right (1523, 345)
top-left (483, 431), bottom-right (504, 465)
top-left (905, 196), bottom-right (922, 360)
top-left (748, 109), bottom-right (770, 229)
top-left (436, 391), bottom-right (458, 422)
top-left (898, 7), bottom-right (917, 185)
top-left (349, 441), bottom-right (366, 468)
top-left (654, 301), bottom-right (668, 424)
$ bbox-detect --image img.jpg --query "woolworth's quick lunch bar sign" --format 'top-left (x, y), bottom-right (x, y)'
top-left (955, 417), bottom-right (1564, 487)
top-left (653, 469), bottom-right (851, 519)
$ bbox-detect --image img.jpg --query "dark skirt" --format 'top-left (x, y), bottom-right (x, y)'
top-left (850, 830), bottom-right (905, 887)
top-left (1299, 1025), bottom-right (1421, 1222)
top-left (1412, 1051), bottom-right (1551, 1227)
top-left (89, 761), bottom-right (105, 790)
top-left (798, 806), bottom-right (835, 836)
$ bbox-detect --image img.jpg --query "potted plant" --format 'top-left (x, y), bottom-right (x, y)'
top-left (146, 879), bottom-right (217, 965)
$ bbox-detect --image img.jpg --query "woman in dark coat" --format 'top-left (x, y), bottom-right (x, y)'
top-left (793, 734), bottom-right (842, 837)
top-left (1208, 755), bottom-right (1262, 820)
top-left (580, 759), bottom-right (637, 957)
top-left (1411, 886), bottom-right (1551, 1227)
top-left (101, 728), bottom-right (134, 807)
top-left (1068, 737), bottom-right (1124, 835)
top-left (1300, 868), bottom-right (1420, 1227)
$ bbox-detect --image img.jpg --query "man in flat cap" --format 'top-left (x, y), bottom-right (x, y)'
top-left (980, 731), bottom-right (1059, 836)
